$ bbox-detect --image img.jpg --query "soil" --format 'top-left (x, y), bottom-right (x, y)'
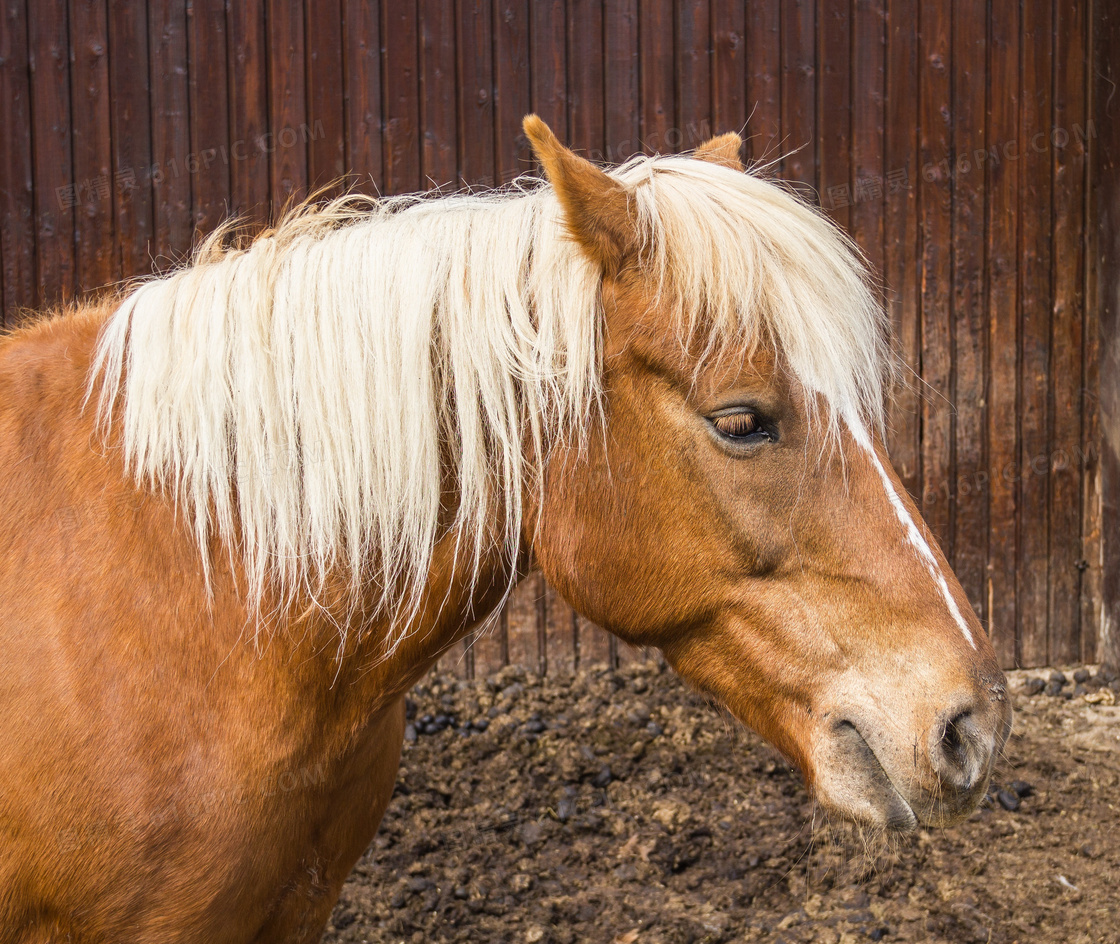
top-left (322, 661), bottom-right (1120, 944)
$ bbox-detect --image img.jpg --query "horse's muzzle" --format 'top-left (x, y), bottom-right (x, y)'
top-left (810, 677), bottom-right (1012, 832)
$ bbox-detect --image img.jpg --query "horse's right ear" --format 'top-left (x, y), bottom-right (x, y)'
top-left (523, 115), bottom-right (634, 276)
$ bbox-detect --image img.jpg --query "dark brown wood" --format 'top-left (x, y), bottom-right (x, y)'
top-left (419, 0), bottom-right (457, 190)
top-left (883, 0), bottom-right (920, 500)
top-left (818, 0), bottom-right (851, 229)
top-left (950, 0), bottom-right (988, 625)
top-left (305, 0), bottom-right (346, 195)
top-left (675, 0), bottom-right (711, 150)
top-left (780, 0), bottom-right (815, 191)
top-left (711, 0), bottom-right (746, 141)
top-left (67, 0), bottom-right (113, 295)
top-left (227, 0), bottom-right (270, 220)
top-left (266, 0), bottom-right (308, 208)
top-left (1094, 0), bottom-right (1120, 673)
top-left (470, 600), bottom-right (509, 677)
top-left (147, 0), bottom-right (192, 267)
top-left (0, 0), bottom-right (35, 324)
top-left (639, 0), bottom-right (674, 153)
top-left (187, 0), bottom-right (231, 235)
top-left (1048, 0), bottom-right (1088, 665)
top-left (342, 0), bottom-right (383, 194)
top-left (456, 0), bottom-right (495, 188)
top-left (1017, 0), bottom-right (1054, 668)
top-left (380, 2), bottom-right (419, 194)
top-left (745, 0), bottom-right (781, 165)
top-left (0, 1), bottom-right (1107, 671)
top-left (567, 0), bottom-right (605, 160)
top-left (1080, 0), bottom-right (1103, 664)
top-left (108, 0), bottom-right (154, 282)
top-left (986, 0), bottom-right (1020, 666)
top-left (849, 0), bottom-right (884, 295)
top-left (543, 582), bottom-right (578, 675)
top-left (506, 574), bottom-right (542, 671)
top-left (603, 0), bottom-right (638, 164)
top-left (530, 0), bottom-right (567, 153)
top-left (27, 0), bottom-right (75, 309)
top-left (492, 0), bottom-right (531, 183)
top-left (917, 0), bottom-right (953, 561)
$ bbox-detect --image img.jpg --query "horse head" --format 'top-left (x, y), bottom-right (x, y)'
top-left (524, 116), bottom-right (1010, 832)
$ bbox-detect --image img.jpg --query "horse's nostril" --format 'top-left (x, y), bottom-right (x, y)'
top-left (942, 713), bottom-right (965, 755)
top-left (931, 708), bottom-right (984, 790)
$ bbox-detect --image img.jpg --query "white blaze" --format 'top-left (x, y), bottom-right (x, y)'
top-left (846, 417), bottom-right (977, 648)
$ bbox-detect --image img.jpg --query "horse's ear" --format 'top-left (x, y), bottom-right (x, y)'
top-left (523, 114), bottom-right (634, 276)
top-left (695, 132), bottom-right (745, 171)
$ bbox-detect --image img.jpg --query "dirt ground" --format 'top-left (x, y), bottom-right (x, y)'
top-left (322, 661), bottom-right (1120, 944)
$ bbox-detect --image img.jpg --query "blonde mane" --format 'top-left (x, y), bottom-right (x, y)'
top-left (90, 154), bottom-right (889, 646)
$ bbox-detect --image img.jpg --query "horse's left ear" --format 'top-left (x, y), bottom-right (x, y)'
top-left (523, 114), bottom-right (635, 276)
top-left (695, 132), bottom-right (745, 171)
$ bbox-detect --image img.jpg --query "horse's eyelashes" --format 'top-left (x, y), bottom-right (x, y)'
top-left (712, 411), bottom-right (760, 439)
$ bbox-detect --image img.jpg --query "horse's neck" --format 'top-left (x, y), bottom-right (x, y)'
top-left (8, 301), bottom-right (520, 709)
top-left (310, 526), bottom-right (525, 709)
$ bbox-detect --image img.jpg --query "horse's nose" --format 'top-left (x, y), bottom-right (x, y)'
top-left (928, 704), bottom-right (993, 794)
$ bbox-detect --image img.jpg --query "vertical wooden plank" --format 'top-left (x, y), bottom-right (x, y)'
top-left (305, 0), bottom-right (345, 194)
top-left (534, 575), bottom-right (548, 676)
top-left (1048, 0), bottom-right (1088, 665)
top-left (1017, 0), bottom-right (1053, 668)
top-left (917, 0), bottom-right (953, 558)
top-left (711, 0), bottom-right (746, 140)
top-left (456, 0), bottom-right (495, 188)
top-left (567, 0), bottom-right (605, 159)
top-left (148, 0), bottom-right (192, 266)
top-left (27, 0), bottom-right (75, 310)
top-left (544, 583), bottom-right (579, 674)
top-left (419, 0), bottom-right (457, 190)
top-left (596, 2), bottom-right (636, 664)
top-left (0, 0), bottom-right (36, 323)
top-left (818, 0), bottom-right (851, 227)
top-left (67, 0), bottom-right (113, 295)
top-left (188, 0), bottom-right (230, 235)
top-left (108, 0), bottom-right (154, 281)
top-left (267, 0), bottom-right (308, 208)
top-left (530, 0), bottom-right (567, 146)
top-left (781, 0), bottom-right (816, 192)
top-left (603, 0), bottom-right (638, 163)
top-left (883, 0), bottom-right (920, 499)
top-left (639, 0), bottom-right (673, 153)
top-left (506, 575), bottom-right (542, 671)
top-left (471, 598), bottom-right (509, 677)
top-left (745, 0), bottom-right (781, 165)
top-left (227, 0), bottom-right (270, 220)
top-left (492, 0), bottom-right (531, 183)
top-left (1081, 0), bottom-right (1101, 664)
top-left (575, 615), bottom-right (609, 668)
top-left (547, 0), bottom-right (595, 669)
top-left (849, 0), bottom-right (885, 283)
top-left (676, 0), bottom-right (711, 150)
top-left (1093, 0), bottom-right (1120, 673)
top-left (986, 0), bottom-right (1020, 667)
top-left (381, 2), bottom-right (419, 194)
top-left (343, 0), bottom-right (383, 194)
top-left (951, 0), bottom-right (988, 622)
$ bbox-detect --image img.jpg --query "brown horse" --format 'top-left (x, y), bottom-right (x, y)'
top-left (0, 117), bottom-right (1009, 943)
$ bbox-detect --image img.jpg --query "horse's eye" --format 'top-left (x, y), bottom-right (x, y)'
top-left (711, 411), bottom-right (762, 439)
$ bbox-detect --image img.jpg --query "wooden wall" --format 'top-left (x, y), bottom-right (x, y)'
top-left (0, 0), bottom-right (1105, 670)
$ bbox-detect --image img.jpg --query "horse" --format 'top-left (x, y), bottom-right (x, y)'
top-left (0, 116), bottom-right (1009, 943)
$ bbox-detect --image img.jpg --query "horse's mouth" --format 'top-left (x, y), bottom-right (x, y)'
top-left (826, 720), bottom-right (920, 833)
